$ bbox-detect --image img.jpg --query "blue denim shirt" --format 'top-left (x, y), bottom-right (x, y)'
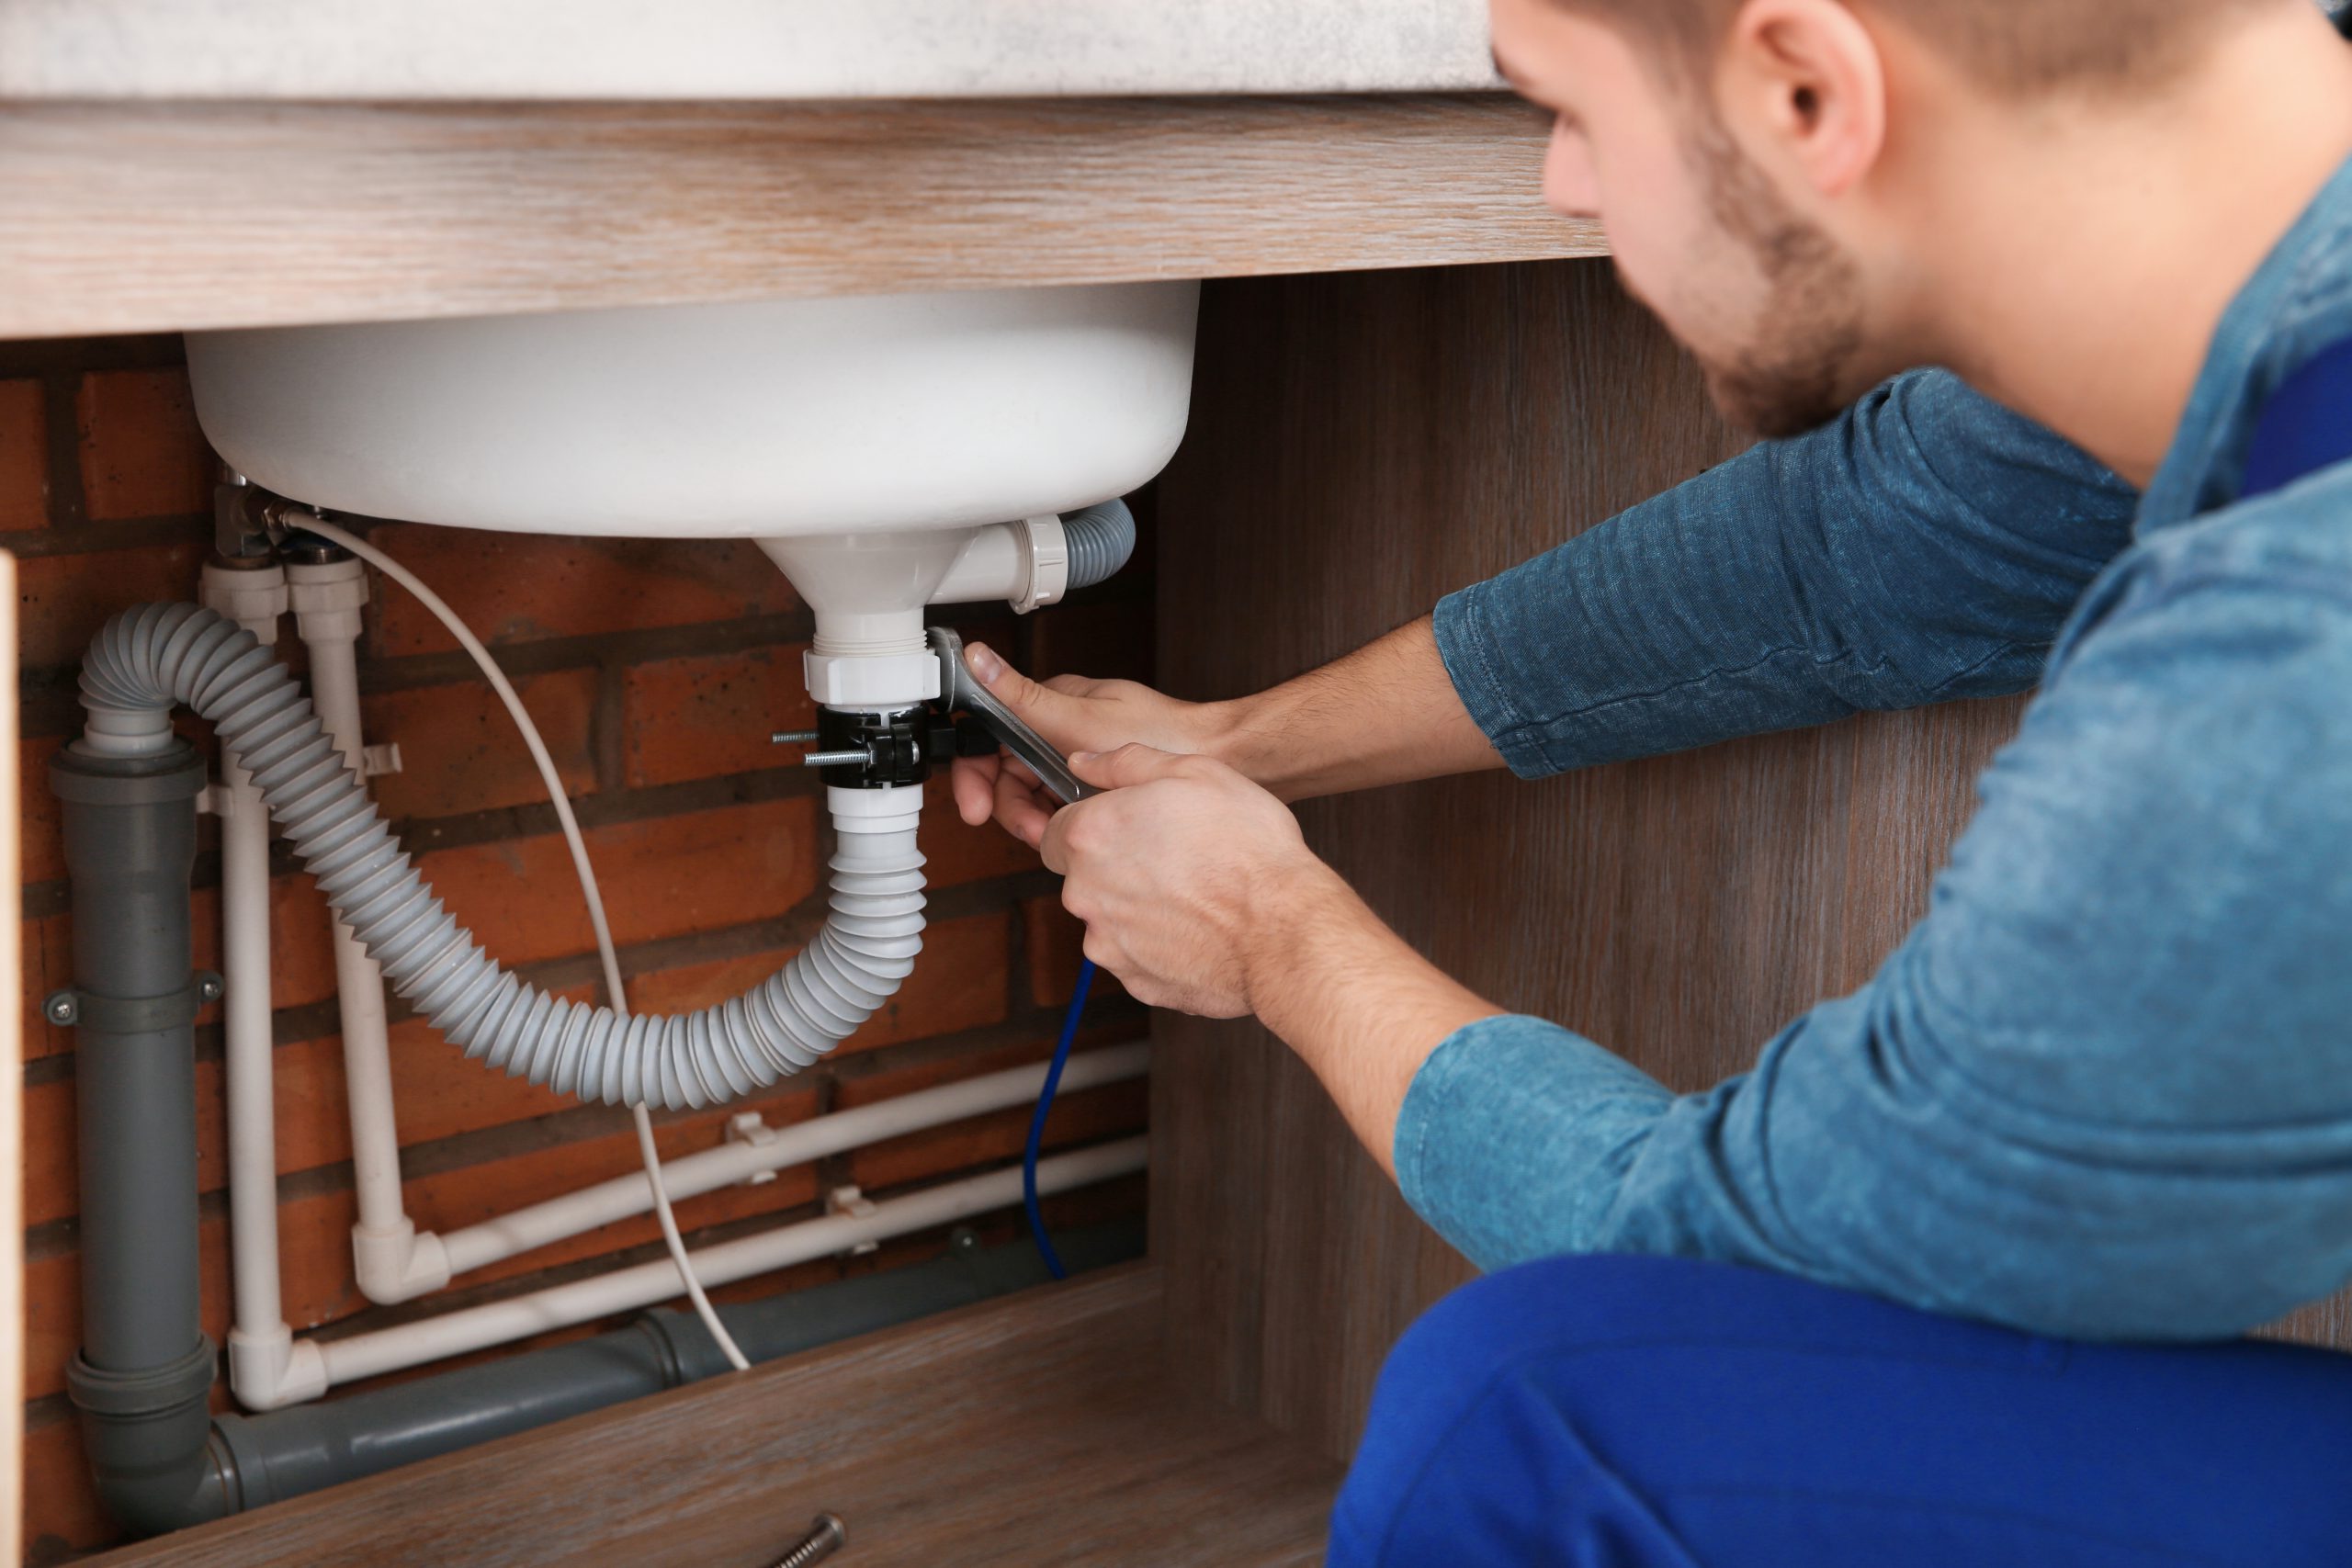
top-left (1412, 150), bottom-right (2352, 1341)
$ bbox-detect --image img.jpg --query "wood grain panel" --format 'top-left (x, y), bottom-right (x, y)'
top-left (85, 1266), bottom-right (1343, 1567)
top-left (1150, 260), bottom-right (2047, 1463)
top-left (0, 96), bottom-right (1601, 340)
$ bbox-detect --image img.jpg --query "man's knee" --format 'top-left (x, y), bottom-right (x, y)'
top-left (1331, 1255), bottom-right (1726, 1567)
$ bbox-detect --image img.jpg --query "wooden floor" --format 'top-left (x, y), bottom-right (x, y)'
top-left (89, 1266), bottom-right (1341, 1567)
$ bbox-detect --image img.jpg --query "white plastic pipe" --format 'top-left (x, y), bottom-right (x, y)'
top-left (438, 1042), bottom-right (1149, 1277)
top-left (201, 559), bottom-right (329, 1409)
top-left (314, 1136), bottom-right (1147, 1389)
top-left (288, 558), bottom-right (450, 1303)
top-left (220, 764), bottom-right (277, 1338)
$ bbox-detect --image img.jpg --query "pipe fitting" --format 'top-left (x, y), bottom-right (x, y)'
top-left (351, 1219), bottom-right (452, 1306)
top-left (925, 498), bottom-right (1135, 616)
top-left (67, 1339), bottom-right (236, 1536)
top-left (225, 1325), bottom-right (328, 1413)
top-left (286, 553), bottom-right (368, 644)
top-left (198, 558), bottom-right (289, 641)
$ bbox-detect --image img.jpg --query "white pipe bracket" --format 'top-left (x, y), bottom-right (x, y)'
top-left (724, 1112), bottom-right (780, 1186)
top-left (824, 1185), bottom-right (882, 1257)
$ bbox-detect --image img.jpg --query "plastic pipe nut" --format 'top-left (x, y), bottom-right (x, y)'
top-left (800, 648), bottom-right (941, 711)
top-left (1010, 514), bottom-right (1069, 615)
top-left (286, 558), bottom-right (369, 643)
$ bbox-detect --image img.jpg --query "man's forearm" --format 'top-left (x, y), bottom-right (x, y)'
top-left (1213, 616), bottom-right (1507, 804)
top-left (1244, 862), bottom-right (1503, 1176)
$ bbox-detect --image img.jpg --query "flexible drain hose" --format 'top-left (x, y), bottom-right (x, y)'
top-left (80, 602), bottom-right (924, 1111)
top-left (1060, 498), bottom-right (1136, 592)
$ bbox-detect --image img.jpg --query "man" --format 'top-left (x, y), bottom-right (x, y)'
top-left (956, 0), bottom-right (2352, 1561)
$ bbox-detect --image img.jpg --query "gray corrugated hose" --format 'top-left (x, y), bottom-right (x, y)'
top-left (1060, 497), bottom-right (1136, 591)
top-left (79, 602), bottom-right (924, 1111)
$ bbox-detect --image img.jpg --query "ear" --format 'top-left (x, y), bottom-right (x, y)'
top-left (1718, 0), bottom-right (1887, 197)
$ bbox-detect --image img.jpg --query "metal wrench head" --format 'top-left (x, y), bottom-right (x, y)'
top-left (928, 626), bottom-right (1097, 805)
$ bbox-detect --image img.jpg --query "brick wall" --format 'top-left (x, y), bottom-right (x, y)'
top-left (3, 334), bottom-right (1153, 1561)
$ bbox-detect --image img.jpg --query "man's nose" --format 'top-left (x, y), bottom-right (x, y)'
top-left (1544, 121), bottom-right (1603, 220)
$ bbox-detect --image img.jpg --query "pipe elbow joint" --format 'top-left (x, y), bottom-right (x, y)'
top-left (226, 1326), bottom-right (329, 1412)
top-left (353, 1219), bottom-right (451, 1305)
top-left (69, 1339), bottom-right (238, 1537)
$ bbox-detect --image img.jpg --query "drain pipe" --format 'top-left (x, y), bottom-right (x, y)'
top-left (283, 536), bottom-right (449, 1306)
top-left (213, 1219), bottom-right (1141, 1511)
top-left (50, 737), bottom-right (233, 1535)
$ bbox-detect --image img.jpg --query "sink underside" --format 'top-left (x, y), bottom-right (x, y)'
top-left (187, 281), bottom-right (1202, 539)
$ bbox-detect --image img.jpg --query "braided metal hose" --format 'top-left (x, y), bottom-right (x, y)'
top-left (80, 602), bottom-right (924, 1111)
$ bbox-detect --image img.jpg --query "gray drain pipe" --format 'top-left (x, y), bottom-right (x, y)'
top-left (214, 1221), bottom-right (1140, 1512)
top-left (50, 739), bottom-right (236, 1535)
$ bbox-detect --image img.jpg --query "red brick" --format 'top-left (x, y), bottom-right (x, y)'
top-left (0, 377), bottom-right (48, 529)
top-left (23, 1415), bottom-right (119, 1561)
top-left (272, 1187), bottom-right (368, 1329)
top-left (22, 1077), bottom-right (76, 1227)
top-left (628, 910), bottom-right (1012, 1055)
top-left (1023, 895), bottom-right (1090, 1007)
top-left (418, 796), bottom-right (821, 965)
top-left (1029, 597), bottom-right (1157, 684)
top-left (366, 525), bottom-right (799, 657)
top-left (17, 538), bottom-right (208, 670)
top-left (919, 772), bottom-right (1046, 888)
top-left (20, 732), bottom-right (65, 886)
top-left (620, 645), bottom-right (815, 788)
top-left (22, 1248), bottom-right (79, 1403)
top-left (267, 873), bottom-right (342, 1011)
top-left (21, 911), bottom-right (73, 1058)
top-left (415, 1089), bottom-right (821, 1292)
top-left (75, 367), bottom-right (212, 521)
top-left (362, 666), bottom-right (599, 822)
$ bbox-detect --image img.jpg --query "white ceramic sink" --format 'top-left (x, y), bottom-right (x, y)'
top-left (187, 281), bottom-right (1201, 540)
top-left (188, 280), bottom-right (1201, 711)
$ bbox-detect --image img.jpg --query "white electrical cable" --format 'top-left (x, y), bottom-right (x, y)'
top-left (295, 516), bottom-right (753, 1374)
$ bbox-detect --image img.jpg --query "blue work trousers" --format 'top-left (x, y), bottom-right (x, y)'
top-left (1331, 1256), bottom-right (2352, 1567)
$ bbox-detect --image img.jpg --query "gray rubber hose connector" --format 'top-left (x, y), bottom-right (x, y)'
top-left (1061, 498), bottom-right (1136, 591)
top-left (80, 603), bottom-right (925, 1111)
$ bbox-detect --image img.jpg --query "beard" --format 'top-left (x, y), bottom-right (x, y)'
top-left (1679, 119), bottom-right (1869, 441)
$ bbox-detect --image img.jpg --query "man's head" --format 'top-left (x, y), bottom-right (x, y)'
top-left (1490, 0), bottom-right (2285, 437)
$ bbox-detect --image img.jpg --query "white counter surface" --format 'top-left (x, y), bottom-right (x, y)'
top-left (0, 0), bottom-right (1504, 101)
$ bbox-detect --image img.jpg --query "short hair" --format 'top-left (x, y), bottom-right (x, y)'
top-left (1555, 0), bottom-right (2284, 95)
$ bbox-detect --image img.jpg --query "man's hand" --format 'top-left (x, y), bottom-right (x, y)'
top-left (1039, 741), bottom-right (1503, 1171)
top-left (1038, 745), bottom-right (1334, 1017)
top-left (949, 642), bottom-right (1229, 849)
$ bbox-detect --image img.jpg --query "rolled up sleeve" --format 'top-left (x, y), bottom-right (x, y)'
top-left (1435, 370), bottom-right (2138, 776)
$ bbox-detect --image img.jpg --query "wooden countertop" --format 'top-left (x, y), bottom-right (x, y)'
top-left (0, 94), bottom-right (1601, 341)
top-left (0, 93), bottom-right (1599, 341)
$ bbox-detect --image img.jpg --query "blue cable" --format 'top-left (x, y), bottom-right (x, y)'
top-left (1023, 957), bottom-right (1097, 1280)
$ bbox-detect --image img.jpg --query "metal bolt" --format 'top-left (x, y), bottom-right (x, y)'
top-left (197, 972), bottom-right (225, 1004)
top-left (43, 991), bottom-right (77, 1026)
top-left (771, 729), bottom-right (821, 746)
top-left (800, 749), bottom-right (872, 770)
top-left (771, 1513), bottom-right (846, 1568)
